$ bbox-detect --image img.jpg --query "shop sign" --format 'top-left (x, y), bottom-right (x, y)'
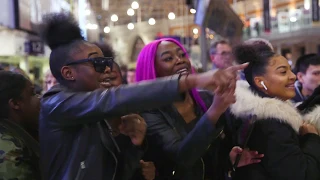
top-left (24, 41), bottom-right (44, 55)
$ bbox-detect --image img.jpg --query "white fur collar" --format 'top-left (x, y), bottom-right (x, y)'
top-left (230, 81), bottom-right (303, 132)
top-left (304, 106), bottom-right (320, 132)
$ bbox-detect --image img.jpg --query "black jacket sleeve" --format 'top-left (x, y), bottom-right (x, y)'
top-left (41, 75), bottom-right (184, 127)
top-left (141, 111), bottom-right (222, 169)
top-left (235, 120), bottom-right (320, 180)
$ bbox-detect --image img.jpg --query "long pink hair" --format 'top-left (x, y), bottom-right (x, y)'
top-left (135, 38), bottom-right (208, 112)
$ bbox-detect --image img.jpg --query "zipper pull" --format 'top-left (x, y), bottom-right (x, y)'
top-left (80, 161), bottom-right (86, 169)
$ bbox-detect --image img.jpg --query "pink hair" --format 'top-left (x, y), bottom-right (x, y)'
top-left (135, 38), bottom-right (208, 112)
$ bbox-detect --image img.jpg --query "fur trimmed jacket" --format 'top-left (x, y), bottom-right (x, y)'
top-left (228, 81), bottom-right (320, 180)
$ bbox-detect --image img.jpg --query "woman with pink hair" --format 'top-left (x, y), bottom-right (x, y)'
top-left (136, 38), bottom-right (263, 180)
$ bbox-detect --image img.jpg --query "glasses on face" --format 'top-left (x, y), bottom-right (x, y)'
top-left (65, 57), bottom-right (114, 73)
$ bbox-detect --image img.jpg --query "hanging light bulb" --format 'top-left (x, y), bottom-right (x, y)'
top-left (190, 8), bottom-right (196, 14)
top-left (168, 12), bottom-right (175, 20)
top-left (148, 18), bottom-right (156, 25)
top-left (127, 23), bottom-right (134, 30)
top-left (111, 14), bottom-right (118, 22)
top-left (193, 28), bottom-right (199, 34)
top-left (104, 26), bottom-right (110, 33)
top-left (127, 8), bottom-right (135, 16)
top-left (131, 1), bottom-right (139, 9)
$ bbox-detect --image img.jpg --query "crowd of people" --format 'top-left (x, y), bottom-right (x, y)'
top-left (0, 12), bottom-right (320, 180)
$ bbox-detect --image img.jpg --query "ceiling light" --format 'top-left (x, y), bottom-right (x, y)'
top-left (168, 12), bottom-right (175, 20)
top-left (127, 8), bottom-right (135, 16)
top-left (111, 14), bottom-right (118, 22)
top-left (190, 8), bottom-right (196, 14)
top-left (104, 26), bottom-right (110, 33)
top-left (304, 1), bottom-right (310, 10)
top-left (127, 23), bottom-right (134, 30)
top-left (193, 28), bottom-right (199, 34)
top-left (290, 16), bottom-right (297, 22)
top-left (131, 1), bottom-right (139, 9)
top-left (148, 18), bottom-right (156, 25)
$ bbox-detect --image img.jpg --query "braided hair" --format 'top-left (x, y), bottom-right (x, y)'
top-left (39, 13), bottom-right (85, 86)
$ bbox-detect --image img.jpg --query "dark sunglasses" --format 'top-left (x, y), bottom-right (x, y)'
top-left (65, 57), bottom-right (114, 73)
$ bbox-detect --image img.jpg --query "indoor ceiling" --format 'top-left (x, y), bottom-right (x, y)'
top-left (88, 0), bottom-right (193, 27)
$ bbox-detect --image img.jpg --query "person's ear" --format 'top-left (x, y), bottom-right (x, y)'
top-left (61, 66), bottom-right (75, 81)
top-left (297, 72), bottom-right (304, 84)
top-left (254, 76), bottom-right (268, 91)
top-left (8, 98), bottom-right (21, 111)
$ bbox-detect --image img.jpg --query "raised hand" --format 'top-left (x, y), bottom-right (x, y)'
top-left (140, 160), bottom-right (156, 180)
top-left (194, 63), bottom-right (248, 92)
top-left (119, 114), bottom-right (147, 146)
top-left (206, 82), bottom-right (237, 124)
top-left (211, 86), bottom-right (236, 113)
top-left (229, 146), bottom-right (264, 168)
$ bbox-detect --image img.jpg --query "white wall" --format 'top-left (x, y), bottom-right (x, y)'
top-left (0, 29), bottom-right (27, 56)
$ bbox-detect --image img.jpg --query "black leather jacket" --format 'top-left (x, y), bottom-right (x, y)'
top-left (39, 75), bottom-right (184, 180)
top-left (140, 91), bottom-right (232, 180)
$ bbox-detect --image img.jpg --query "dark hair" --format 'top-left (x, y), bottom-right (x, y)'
top-left (249, 42), bottom-right (273, 53)
top-left (93, 42), bottom-right (115, 58)
top-left (293, 54), bottom-right (319, 74)
top-left (0, 71), bottom-right (28, 118)
top-left (39, 13), bottom-right (85, 86)
top-left (244, 38), bottom-right (274, 52)
top-left (0, 63), bottom-right (9, 68)
top-left (234, 44), bottom-right (275, 86)
top-left (210, 40), bottom-right (229, 54)
top-left (94, 42), bottom-right (122, 77)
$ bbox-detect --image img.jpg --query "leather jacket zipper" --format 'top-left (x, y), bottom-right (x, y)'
top-left (107, 146), bottom-right (118, 180)
top-left (201, 158), bottom-right (205, 180)
top-left (100, 120), bottom-right (120, 180)
top-left (75, 161), bottom-right (86, 180)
